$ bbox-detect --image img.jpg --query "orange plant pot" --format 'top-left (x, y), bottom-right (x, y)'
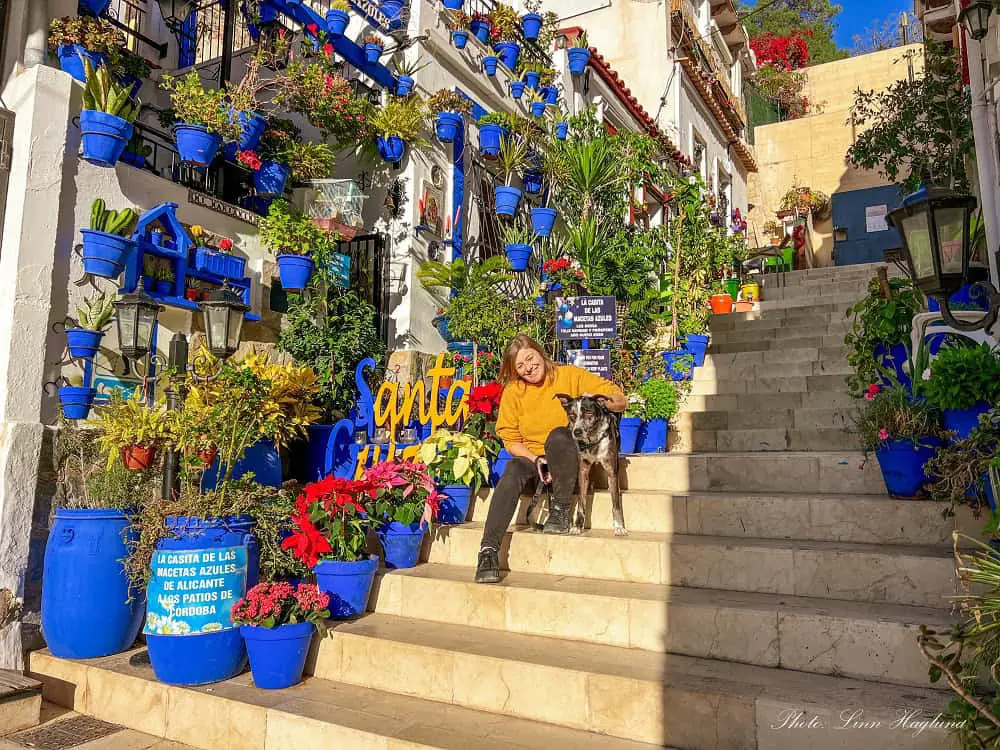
top-left (733, 301), bottom-right (754, 312)
top-left (122, 444), bottom-right (156, 471)
top-left (710, 294), bottom-right (734, 315)
top-left (198, 447), bottom-right (218, 467)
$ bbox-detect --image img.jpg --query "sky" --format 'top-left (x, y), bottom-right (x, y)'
top-left (832, 0), bottom-right (915, 48)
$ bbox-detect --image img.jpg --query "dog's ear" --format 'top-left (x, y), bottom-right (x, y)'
top-left (555, 393), bottom-right (574, 410)
top-left (593, 395), bottom-right (611, 405)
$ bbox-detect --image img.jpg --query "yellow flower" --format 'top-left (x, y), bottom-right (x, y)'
top-left (190, 225), bottom-right (203, 237)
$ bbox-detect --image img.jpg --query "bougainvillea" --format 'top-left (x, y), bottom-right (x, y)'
top-left (749, 30), bottom-right (812, 71)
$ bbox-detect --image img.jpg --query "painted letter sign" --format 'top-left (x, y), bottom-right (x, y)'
top-left (556, 296), bottom-right (617, 340)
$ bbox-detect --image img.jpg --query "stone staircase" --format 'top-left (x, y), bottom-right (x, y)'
top-left (28, 262), bottom-right (972, 749)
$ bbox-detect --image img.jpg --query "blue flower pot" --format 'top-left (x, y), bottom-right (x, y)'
top-left (544, 85), bottom-right (558, 105)
top-left (315, 556), bottom-right (378, 619)
top-left (639, 417), bottom-right (668, 453)
top-left (119, 75), bottom-right (143, 98)
top-left (145, 515), bottom-right (259, 686)
top-left (66, 328), bottom-right (104, 360)
top-left (470, 19), bottom-right (491, 44)
top-left (58, 386), bottom-right (96, 420)
top-left (524, 71), bottom-right (541, 90)
top-left (494, 41), bottom-right (520, 70)
top-left (377, 522), bottom-right (426, 569)
top-left (534, 296), bottom-right (546, 308)
top-left (364, 43), bottom-right (383, 64)
top-left (81, 229), bottom-right (133, 279)
top-left (57, 45), bottom-right (107, 83)
top-left (873, 342), bottom-right (911, 391)
top-left (505, 243), bottom-right (532, 272)
top-left (944, 402), bottom-right (992, 440)
top-left (79, 110), bottom-right (132, 167)
top-left (482, 55), bottom-right (499, 76)
top-left (253, 160), bottom-right (290, 195)
top-left (524, 170), bottom-right (543, 194)
top-left (619, 417), bottom-right (642, 454)
top-left (522, 13), bottom-right (543, 40)
top-left (478, 123), bottom-right (503, 157)
top-left (396, 75), bottom-right (414, 96)
top-left (276, 254), bottom-right (315, 291)
top-left (241, 622), bottom-right (313, 689)
top-left (452, 29), bottom-right (469, 48)
top-left (927, 283), bottom-right (991, 313)
top-left (662, 351), bottom-right (693, 381)
top-left (489, 449), bottom-right (513, 486)
top-left (202, 438), bottom-right (283, 490)
top-left (510, 80), bottom-right (526, 99)
top-left (174, 124), bottom-right (222, 167)
top-left (439, 484), bottom-right (472, 524)
top-left (875, 437), bottom-right (942, 498)
top-left (380, 0), bottom-right (403, 22)
top-left (221, 110), bottom-right (267, 162)
top-left (78, 0), bottom-right (113, 17)
top-left (531, 207), bottom-right (557, 237)
top-left (42, 508), bottom-right (144, 658)
top-left (326, 8), bottom-right (350, 36)
top-left (434, 315), bottom-right (453, 342)
top-left (152, 279), bottom-right (173, 296)
top-left (435, 111), bottom-right (463, 142)
top-left (376, 135), bottom-right (406, 163)
top-left (495, 185), bottom-right (522, 216)
top-left (681, 334), bottom-right (709, 367)
top-left (531, 101), bottom-right (546, 117)
top-left (568, 47), bottom-right (592, 75)
top-left (555, 121), bottom-right (569, 140)
top-left (443, 0), bottom-right (463, 8)
top-left (304, 423), bottom-right (357, 482)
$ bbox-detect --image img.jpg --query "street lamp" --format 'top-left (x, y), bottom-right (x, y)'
top-left (112, 281), bottom-right (162, 361)
top-left (960, 0), bottom-right (994, 41)
top-left (887, 183), bottom-right (996, 331)
top-left (199, 284), bottom-right (250, 361)
top-left (155, 0), bottom-right (196, 30)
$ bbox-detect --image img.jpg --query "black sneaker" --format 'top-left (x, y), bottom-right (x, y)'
top-left (543, 503), bottom-right (570, 534)
top-left (475, 547), bottom-right (501, 583)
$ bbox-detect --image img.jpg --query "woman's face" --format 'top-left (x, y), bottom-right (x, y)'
top-left (514, 348), bottom-right (545, 385)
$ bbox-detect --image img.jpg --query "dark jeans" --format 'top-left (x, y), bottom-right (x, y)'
top-left (480, 427), bottom-right (579, 550)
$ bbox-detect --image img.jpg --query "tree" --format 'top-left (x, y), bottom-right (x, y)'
top-left (738, 0), bottom-right (847, 64)
top-left (851, 13), bottom-right (923, 57)
top-left (845, 43), bottom-right (972, 193)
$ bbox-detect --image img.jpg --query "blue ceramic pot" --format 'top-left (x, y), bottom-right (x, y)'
top-left (396, 75), bottom-right (414, 96)
top-left (681, 334), bottom-right (709, 367)
top-left (435, 111), bottom-right (463, 142)
top-left (81, 229), bottom-right (133, 279)
top-left (568, 47), bottom-right (592, 75)
top-left (639, 418), bottom-right (668, 453)
top-left (443, 0), bottom-right (463, 8)
top-left (326, 8), bottom-right (350, 36)
top-left (510, 80), bottom-right (526, 99)
top-left (376, 135), bottom-right (406, 163)
top-left (57, 45), bottom-right (107, 83)
top-left (531, 101), bottom-right (546, 117)
top-left (66, 328), bottom-right (104, 360)
top-left (276, 254), bottom-right (315, 291)
top-left (377, 522), bottom-right (426, 569)
top-left (315, 556), bottom-right (378, 618)
top-left (478, 123), bottom-right (502, 157)
top-left (174, 124), bottom-right (222, 167)
top-left (494, 41), bottom-right (520, 69)
top-left (489, 449), bottom-right (513, 486)
top-left (482, 55), bottom-right (499, 76)
top-left (364, 43), bottom-right (383, 64)
top-left (522, 13), bottom-right (542, 40)
top-left (253, 160), bottom-right (290, 195)
top-left (505, 243), bottom-right (532, 272)
top-left (555, 121), bottom-right (569, 140)
top-left (524, 71), bottom-right (541, 89)
top-left (452, 29), bottom-right (469, 48)
top-left (470, 19), bottom-right (491, 44)
top-left (944, 402), bottom-right (992, 440)
top-left (59, 386), bottom-right (96, 420)
top-left (619, 417), bottom-right (642, 454)
top-left (875, 437), bottom-right (942, 497)
top-left (495, 185), bottom-right (522, 216)
top-left (241, 622), bottom-right (313, 689)
top-left (78, 0), bottom-right (113, 16)
top-left (531, 207), bottom-right (557, 237)
top-left (544, 85), bottom-right (558, 105)
top-left (524, 170), bottom-right (543, 194)
top-left (80, 110), bottom-right (132, 167)
top-left (438, 484), bottom-right (472, 524)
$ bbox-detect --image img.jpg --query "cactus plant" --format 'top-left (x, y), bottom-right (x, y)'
top-left (75, 292), bottom-right (116, 331)
top-left (90, 198), bottom-right (137, 236)
top-left (82, 58), bottom-right (139, 122)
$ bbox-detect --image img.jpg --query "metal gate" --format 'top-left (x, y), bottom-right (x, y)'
top-left (337, 233), bottom-right (389, 345)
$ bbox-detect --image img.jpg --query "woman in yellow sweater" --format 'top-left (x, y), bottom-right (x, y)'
top-left (476, 335), bottom-right (626, 583)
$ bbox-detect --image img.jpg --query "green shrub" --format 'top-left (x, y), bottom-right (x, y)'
top-left (634, 378), bottom-right (681, 421)
top-left (924, 343), bottom-right (1000, 411)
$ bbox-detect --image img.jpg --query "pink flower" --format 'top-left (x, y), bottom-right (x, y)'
top-left (878, 428), bottom-right (889, 441)
top-left (864, 383), bottom-right (880, 401)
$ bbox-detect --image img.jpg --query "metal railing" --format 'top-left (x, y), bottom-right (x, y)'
top-left (106, 0), bottom-right (149, 53)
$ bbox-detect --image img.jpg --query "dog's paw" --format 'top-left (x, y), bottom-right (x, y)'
top-left (613, 526), bottom-right (630, 537)
top-left (569, 526), bottom-right (583, 535)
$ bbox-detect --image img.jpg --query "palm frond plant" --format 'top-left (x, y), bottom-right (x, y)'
top-left (497, 135), bottom-right (529, 187)
top-left (417, 256), bottom-right (512, 297)
top-left (552, 136), bottom-right (626, 223)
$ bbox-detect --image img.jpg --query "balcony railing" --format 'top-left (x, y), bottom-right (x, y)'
top-left (465, 0), bottom-right (553, 72)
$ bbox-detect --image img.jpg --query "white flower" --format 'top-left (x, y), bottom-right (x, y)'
top-left (922, 367), bottom-right (931, 381)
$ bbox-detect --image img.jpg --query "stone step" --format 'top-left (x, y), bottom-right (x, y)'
top-left (0, 669), bottom-right (42, 736)
top-left (691, 359), bottom-right (852, 380)
top-left (675, 406), bottom-right (854, 430)
top-left (710, 309), bottom-right (852, 330)
top-left (670, 426), bottom-right (856, 452)
top-left (774, 263), bottom-right (890, 285)
top-left (700, 346), bottom-right (849, 367)
top-left (617, 451), bottom-right (885, 494)
top-left (28, 650), bottom-right (652, 750)
top-left (708, 316), bottom-right (852, 337)
top-left (368, 564), bottom-right (952, 686)
top-left (755, 293), bottom-right (860, 312)
top-left (470, 489), bottom-right (971, 546)
top-left (686, 373), bottom-right (848, 396)
top-left (425, 524), bottom-right (955, 606)
top-left (709, 332), bottom-right (848, 354)
top-left (764, 281), bottom-right (872, 300)
top-left (708, 322), bottom-right (852, 345)
top-left (680, 390), bottom-right (856, 413)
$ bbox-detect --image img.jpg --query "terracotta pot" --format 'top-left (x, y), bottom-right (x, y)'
top-left (733, 301), bottom-right (754, 312)
top-left (121, 444), bottom-right (156, 471)
top-left (439, 376), bottom-right (454, 388)
top-left (198, 446), bottom-right (218, 467)
top-left (710, 294), bottom-right (734, 315)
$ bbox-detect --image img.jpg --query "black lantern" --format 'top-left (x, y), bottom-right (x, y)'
top-left (113, 280), bottom-right (162, 361)
top-left (156, 0), bottom-right (196, 29)
top-left (199, 284), bottom-right (249, 360)
top-left (960, 0), bottom-right (994, 41)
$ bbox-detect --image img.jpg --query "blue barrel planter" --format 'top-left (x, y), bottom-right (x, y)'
top-left (80, 110), bottom-right (133, 167)
top-left (202, 438), bottom-right (283, 490)
top-left (241, 622), bottom-right (314, 689)
top-left (443, 0), bottom-right (463, 8)
top-left (174, 124), bottom-right (222, 167)
top-left (305, 422), bottom-right (357, 482)
top-left (639, 418), bottom-right (668, 453)
top-left (452, 29), bottom-right (469, 48)
top-left (478, 123), bottom-right (503, 157)
top-left (662, 351), bottom-right (693, 381)
top-left (482, 55), bottom-right (499, 76)
top-left (438, 484), bottom-right (472, 524)
top-left (80, 229), bottom-right (133, 279)
top-left (364, 43), bottom-right (383, 64)
top-left (377, 135), bottom-right (406, 163)
top-left (505, 243), bottom-right (532, 272)
top-left (944, 402), bottom-right (992, 440)
top-left (522, 13), bottom-right (543, 40)
top-left (253, 160), bottom-right (290, 195)
top-left (568, 47), bottom-right (592, 75)
top-left (435, 111), bottom-right (463, 142)
top-left (524, 170), bottom-right (543, 194)
top-left (470, 19), bottom-right (491, 44)
top-left (682, 334), bottom-right (709, 367)
top-left (315, 556), bottom-right (378, 619)
top-left (490, 449), bottom-right (513, 486)
top-left (276, 254), bottom-right (315, 291)
top-left (434, 315), bottom-right (453, 342)
top-left (495, 185), bottom-right (522, 216)
top-left (544, 85), bottom-right (559, 105)
top-left (396, 75), bottom-right (414, 96)
top-left (66, 328), bottom-right (104, 360)
top-left (42, 508), bottom-right (144, 659)
top-left (524, 71), bottom-right (541, 90)
top-left (326, 8), bottom-right (350, 36)
top-left (555, 121), bottom-right (569, 140)
top-left (57, 45), bottom-right (107, 83)
top-left (79, 0), bottom-right (113, 16)
top-left (872, 342), bottom-right (910, 390)
top-left (377, 522), bottom-right (426, 569)
top-left (58, 386), bottom-right (96, 420)
top-left (619, 417), bottom-right (642, 454)
top-left (494, 41), bottom-right (520, 70)
top-left (531, 207), bottom-right (557, 238)
top-left (531, 101), bottom-right (546, 118)
top-left (875, 438), bottom-right (942, 498)
top-left (145, 515), bottom-right (259, 686)
top-left (510, 80), bottom-right (526, 99)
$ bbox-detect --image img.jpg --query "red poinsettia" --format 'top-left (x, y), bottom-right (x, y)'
top-left (218, 238), bottom-right (233, 252)
top-left (281, 513), bottom-right (333, 568)
top-left (237, 149), bottom-right (262, 171)
top-left (468, 381), bottom-right (503, 416)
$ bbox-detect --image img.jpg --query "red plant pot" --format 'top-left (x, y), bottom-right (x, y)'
top-left (710, 294), bottom-right (734, 315)
top-left (198, 447), bottom-right (218, 467)
top-left (185, 288), bottom-right (199, 301)
top-left (122, 444), bottom-right (156, 471)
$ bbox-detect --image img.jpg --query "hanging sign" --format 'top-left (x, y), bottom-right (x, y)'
top-left (556, 296), bottom-right (617, 340)
top-left (144, 546), bottom-right (248, 635)
top-left (566, 349), bottom-right (612, 379)
top-left (331, 253), bottom-right (351, 289)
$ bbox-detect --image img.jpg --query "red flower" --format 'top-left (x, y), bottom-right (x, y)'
top-left (237, 150), bottom-right (262, 171)
top-left (323, 43), bottom-right (334, 57)
top-left (306, 23), bottom-right (319, 34)
top-left (281, 513), bottom-right (332, 567)
top-left (864, 383), bottom-right (880, 401)
top-left (218, 238), bottom-right (233, 251)
top-left (468, 381), bottom-right (503, 415)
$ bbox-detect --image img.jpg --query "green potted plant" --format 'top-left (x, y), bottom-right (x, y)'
top-left (925, 408), bottom-right (1000, 517)
top-left (923, 343), bottom-right (1000, 440)
top-left (325, 0), bottom-right (352, 37)
top-left (392, 56), bottom-right (428, 96)
top-left (79, 59), bottom-right (139, 167)
top-left (527, 88), bottom-right (547, 118)
top-left (495, 135), bottom-right (529, 216)
top-left (370, 94), bottom-right (428, 163)
top-left (449, 10), bottom-right (471, 48)
top-left (428, 89), bottom-right (472, 143)
top-left (568, 31), bottom-right (591, 74)
top-left (620, 392), bottom-right (645, 454)
top-left (82, 199), bottom-right (137, 279)
top-left (635, 377), bottom-right (680, 453)
top-left (478, 111), bottom-right (513, 157)
top-left (502, 219), bottom-right (536, 272)
top-left (490, 3), bottom-right (521, 69)
top-left (418, 429), bottom-right (490, 524)
top-left (97, 392), bottom-right (175, 471)
top-left (365, 460), bottom-right (440, 569)
top-left (259, 199), bottom-right (336, 291)
top-left (160, 72), bottom-right (242, 166)
top-left (48, 16), bottom-right (125, 83)
top-left (66, 292), bottom-right (115, 361)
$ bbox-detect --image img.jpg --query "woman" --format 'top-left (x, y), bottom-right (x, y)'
top-left (476, 335), bottom-right (626, 584)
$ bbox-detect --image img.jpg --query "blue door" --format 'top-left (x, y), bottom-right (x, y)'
top-left (832, 185), bottom-right (903, 266)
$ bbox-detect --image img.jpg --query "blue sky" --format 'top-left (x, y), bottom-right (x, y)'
top-left (743, 0), bottom-right (915, 50)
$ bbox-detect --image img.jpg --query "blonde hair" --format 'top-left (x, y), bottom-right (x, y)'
top-left (499, 335), bottom-right (557, 386)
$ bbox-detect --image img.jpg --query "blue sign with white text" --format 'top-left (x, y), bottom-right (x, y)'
top-left (331, 252), bottom-right (351, 289)
top-left (556, 296), bottom-right (617, 341)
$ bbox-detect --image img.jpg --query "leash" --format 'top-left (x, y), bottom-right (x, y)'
top-left (524, 479), bottom-right (551, 531)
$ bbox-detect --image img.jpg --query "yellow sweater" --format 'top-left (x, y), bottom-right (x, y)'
top-left (496, 364), bottom-right (623, 456)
